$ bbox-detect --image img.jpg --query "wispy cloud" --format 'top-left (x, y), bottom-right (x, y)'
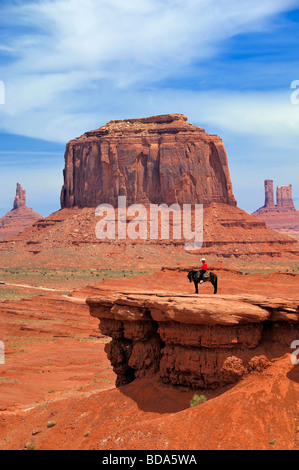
top-left (0, 0), bottom-right (298, 142)
top-left (0, 0), bottom-right (299, 215)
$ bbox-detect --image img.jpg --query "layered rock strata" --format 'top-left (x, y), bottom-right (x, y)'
top-left (1, 203), bottom-right (299, 259)
top-left (87, 292), bottom-right (299, 389)
top-left (61, 114), bottom-right (237, 208)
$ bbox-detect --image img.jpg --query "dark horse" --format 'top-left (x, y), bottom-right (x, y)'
top-left (187, 270), bottom-right (218, 295)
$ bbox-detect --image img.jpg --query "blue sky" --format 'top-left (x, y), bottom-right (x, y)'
top-left (0, 0), bottom-right (299, 217)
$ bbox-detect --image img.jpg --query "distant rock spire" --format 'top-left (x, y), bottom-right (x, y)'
top-left (251, 179), bottom-right (298, 233)
top-left (13, 183), bottom-right (26, 210)
top-left (276, 184), bottom-right (295, 212)
top-left (264, 180), bottom-right (275, 208)
top-left (254, 180), bottom-right (296, 214)
top-left (0, 183), bottom-right (42, 240)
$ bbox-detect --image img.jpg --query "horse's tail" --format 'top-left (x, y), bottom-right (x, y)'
top-left (213, 274), bottom-right (218, 294)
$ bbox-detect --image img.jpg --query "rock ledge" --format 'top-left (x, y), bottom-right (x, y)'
top-left (87, 292), bottom-right (299, 389)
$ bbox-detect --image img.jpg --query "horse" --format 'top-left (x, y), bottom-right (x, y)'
top-left (187, 270), bottom-right (218, 295)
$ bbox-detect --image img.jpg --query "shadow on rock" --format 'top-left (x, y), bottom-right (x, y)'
top-left (286, 365), bottom-right (299, 384)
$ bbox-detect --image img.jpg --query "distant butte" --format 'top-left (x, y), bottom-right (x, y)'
top-left (0, 183), bottom-right (42, 240)
top-left (252, 180), bottom-right (299, 237)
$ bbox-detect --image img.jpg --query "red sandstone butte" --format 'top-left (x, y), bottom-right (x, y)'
top-left (252, 179), bottom-right (299, 234)
top-left (0, 183), bottom-right (42, 240)
top-left (13, 183), bottom-right (26, 209)
top-left (60, 114), bottom-right (237, 209)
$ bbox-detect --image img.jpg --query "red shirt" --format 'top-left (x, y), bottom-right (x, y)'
top-left (201, 262), bottom-right (207, 271)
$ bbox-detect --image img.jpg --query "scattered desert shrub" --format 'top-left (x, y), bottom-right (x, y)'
top-left (189, 394), bottom-right (207, 407)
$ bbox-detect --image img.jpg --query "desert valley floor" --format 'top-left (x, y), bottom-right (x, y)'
top-left (0, 258), bottom-right (298, 450)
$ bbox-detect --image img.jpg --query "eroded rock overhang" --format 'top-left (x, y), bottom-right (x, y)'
top-left (86, 292), bottom-right (299, 389)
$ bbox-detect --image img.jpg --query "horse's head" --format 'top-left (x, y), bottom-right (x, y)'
top-left (187, 271), bottom-right (193, 283)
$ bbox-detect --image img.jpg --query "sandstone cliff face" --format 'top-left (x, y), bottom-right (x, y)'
top-left (61, 114), bottom-right (237, 209)
top-left (87, 292), bottom-right (299, 389)
top-left (0, 184), bottom-right (42, 241)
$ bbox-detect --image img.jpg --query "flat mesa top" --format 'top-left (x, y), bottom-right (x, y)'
top-left (71, 113), bottom-right (222, 142)
top-left (108, 114), bottom-right (188, 125)
top-left (99, 113), bottom-right (203, 132)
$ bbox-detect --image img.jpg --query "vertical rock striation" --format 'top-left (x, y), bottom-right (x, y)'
top-left (60, 114), bottom-right (237, 209)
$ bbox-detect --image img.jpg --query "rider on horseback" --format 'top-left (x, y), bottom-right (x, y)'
top-left (199, 258), bottom-right (207, 283)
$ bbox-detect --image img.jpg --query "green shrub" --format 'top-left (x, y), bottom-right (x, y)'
top-left (47, 420), bottom-right (56, 429)
top-left (190, 394), bottom-right (207, 407)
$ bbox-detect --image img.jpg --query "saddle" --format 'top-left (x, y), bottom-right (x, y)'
top-left (203, 272), bottom-right (210, 279)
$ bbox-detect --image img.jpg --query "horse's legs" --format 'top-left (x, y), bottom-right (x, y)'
top-left (194, 281), bottom-right (198, 294)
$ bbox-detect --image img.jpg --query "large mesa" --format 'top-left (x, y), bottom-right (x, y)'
top-left (60, 114), bottom-right (237, 209)
top-left (1, 119), bottom-right (299, 260)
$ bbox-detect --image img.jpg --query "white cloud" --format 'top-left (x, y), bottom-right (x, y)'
top-left (11, 0), bottom-right (297, 72)
top-left (6, 0), bottom-right (298, 77)
top-left (161, 89), bottom-right (299, 144)
top-left (0, 0), bottom-right (298, 216)
top-left (0, 0), bottom-right (298, 141)
top-left (2, 82), bottom-right (299, 147)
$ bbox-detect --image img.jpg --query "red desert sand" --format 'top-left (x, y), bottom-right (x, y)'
top-left (0, 266), bottom-right (298, 450)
